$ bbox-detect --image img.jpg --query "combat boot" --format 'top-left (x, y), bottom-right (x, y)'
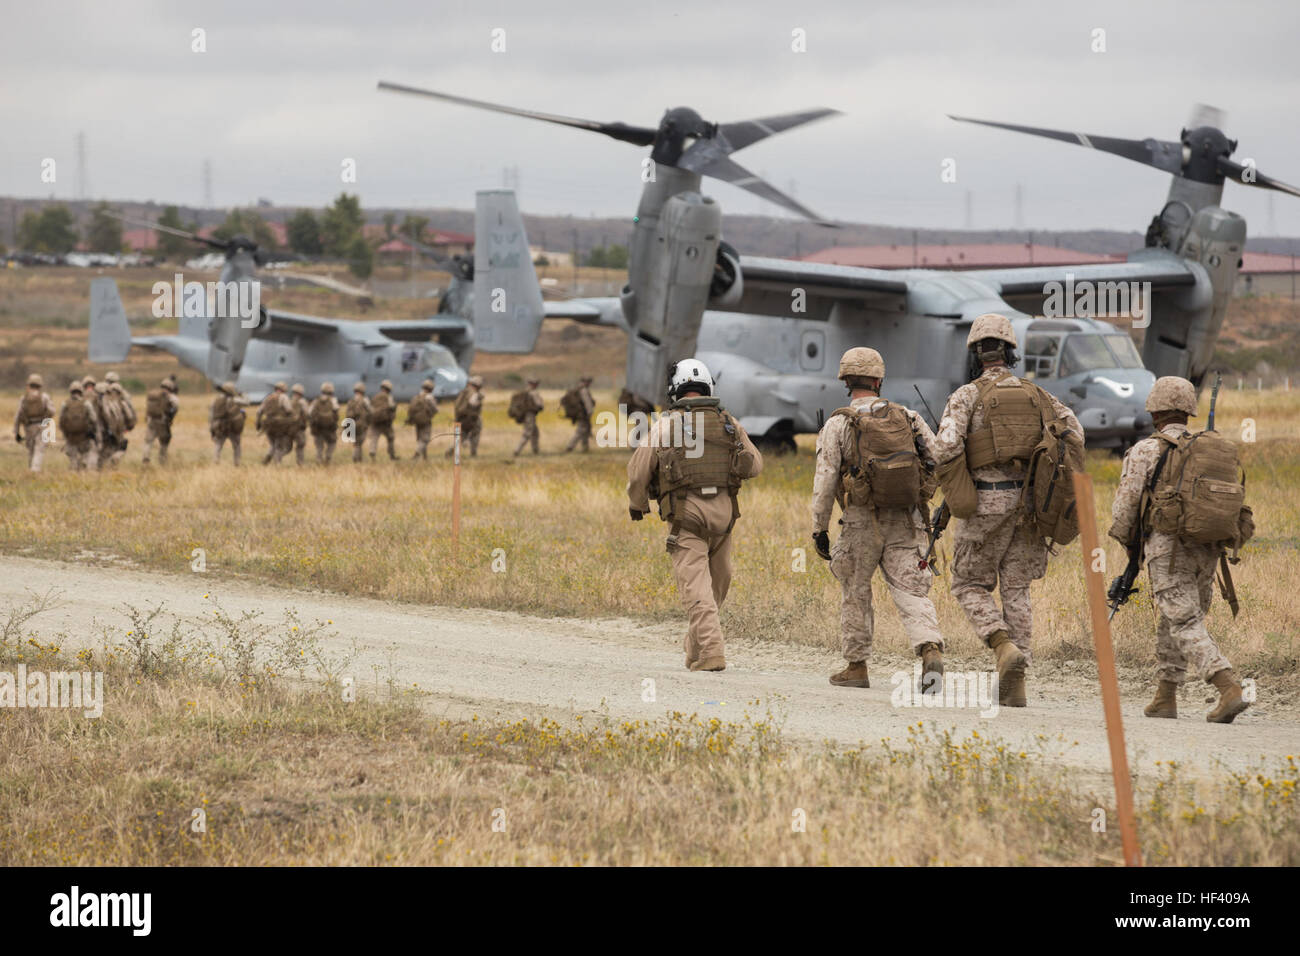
top-left (919, 642), bottom-right (944, 693)
top-left (1143, 680), bottom-right (1178, 719)
top-left (989, 630), bottom-right (1027, 707)
top-left (1207, 669), bottom-right (1249, 724)
top-left (830, 661), bottom-right (870, 688)
top-left (689, 657), bottom-right (726, 672)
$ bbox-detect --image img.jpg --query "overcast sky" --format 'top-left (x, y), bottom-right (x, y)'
top-left (4, 0), bottom-right (1300, 237)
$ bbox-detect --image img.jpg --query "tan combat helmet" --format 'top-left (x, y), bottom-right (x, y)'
top-left (26, 373), bottom-right (43, 388)
top-left (221, 381), bottom-right (237, 396)
top-left (273, 381), bottom-right (287, 392)
top-left (527, 377), bottom-right (540, 387)
top-left (380, 379), bottom-right (393, 391)
top-left (110, 382), bottom-right (124, 394)
top-left (159, 377), bottom-right (174, 390)
top-left (291, 383), bottom-right (305, 396)
top-left (580, 375), bottom-right (593, 385)
top-left (69, 382), bottom-right (82, 394)
top-left (421, 378), bottom-right (435, 391)
top-left (469, 375), bottom-right (484, 387)
top-left (321, 382), bottom-right (335, 395)
top-left (105, 371), bottom-right (120, 384)
top-left (82, 375), bottom-right (97, 389)
top-left (1145, 376), bottom-right (1197, 416)
top-left (837, 347), bottom-right (885, 381)
top-left (353, 382), bottom-right (366, 393)
top-left (966, 313), bottom-right (1018, 348)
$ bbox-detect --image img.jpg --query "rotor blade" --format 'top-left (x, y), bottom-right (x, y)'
top-left (948, 115), bottom-right (1184, 175)
top-left (697, 155), bottom-right (836, 225)
top-left (105, 211), bottom-right (227, 250)
top-left (717, 108), bottom-right (841, 153)
top-left (377, 81), bottom-right (657, 146)
top-left (1217, 157), bottom-right (1300, 199)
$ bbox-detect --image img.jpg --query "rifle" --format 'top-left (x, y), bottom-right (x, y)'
top-left (1207, 372), bottom-right (1222, 432)
top-left (913, 386), bottom-right (948, 574)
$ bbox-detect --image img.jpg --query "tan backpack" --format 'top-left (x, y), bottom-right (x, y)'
top-left (311, 398), bottom-right (339, 431)
top-left (370, 391), bottom-right (395, 426)
top-left (59, 398), bottom-right (91, 440)
top-left (146, 388), bottom-right (168, 420)
top-left (832, 400), bottom-right (923, 510)
top-left (454, 388), bottom-right (473, 419)
top-left (262, 395), bottom-right (297, 437)
top-left (1147, 430), bottom-right (1247, 545)
top-left (507, 390), bottom-right (529, 422)
top-left (408, 395), bottom-right (435, 426)
top-left (21, 392), bottom-right (47, 424)
top-left (560, 387), bottom-right (585, 421)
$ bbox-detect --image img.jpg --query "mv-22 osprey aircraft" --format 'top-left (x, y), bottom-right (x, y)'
top-left (87, 213), bottom-right (545, 403)
top-left (381, 83), bottom-right (1300, 450)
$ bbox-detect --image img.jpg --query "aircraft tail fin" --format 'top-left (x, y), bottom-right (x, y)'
top-left (472, 190), bottom-right (544, 353)
top-left (88, 277), bottom-right (132, 362)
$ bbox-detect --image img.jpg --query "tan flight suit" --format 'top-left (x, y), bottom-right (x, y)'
top-left (448, 387), bottom-right (483, 457)
top-left (210, 393), bottom-right (245, 464)
top-left (58, 396), bottom-right (101, 471)
top-left (345, 393), bottom-right (371, 463)
top-left (309, 395), bottom-right (341, 464)
top-left (564, 384), bottom-right (596, 453)
top-left (14, 389), bottom-right (55, 472)
top-left (627, 401), bottom-right (763, 668)
top-left (257, 391), bottom-right (296, 465)
top-left (812, 396), bottom-right (944, 663)
top-left (513, 388), bottom-right (545, 455)
top-left (367, 390), bottom-right (398, 460)
top-left (932, 366), bottom-right (1084, 663)
top-left (1109, 423), bottom-right (1233, 685)
top-left (142, 390), bottom-right (179, 464)
top-left (408, 391), bottom-right (439, 459)
top-left (291, 394), bottom-right (310, 465)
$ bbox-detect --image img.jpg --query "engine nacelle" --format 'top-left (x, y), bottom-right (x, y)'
top-left (709, 240), bottom-right (744, 308)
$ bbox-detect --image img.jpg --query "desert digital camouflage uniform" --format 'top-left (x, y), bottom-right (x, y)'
top-left (407, 379), bottom-right (439, 460)
top-left (93, 382), bottom-right (129, 469)
top-left (308, 383), bottom-right (340, 464)
top-left (345, 383), bottom-right (371, 463)
top-left (142, 379), bottom-right (180, 464)
top-left (812, 395), bottom-right (943, 669)
top-left (932, 367), bottom-right (1082, 664)
top-left (210, 382), bottom-right (245, 464)
top-left (289, 384), bottom-right (310, 465)
top-left (257, 383), bottom-right (296, 465)
top-left (105, 372), bottom-right (137, 466)
top-left (58, 385), bottom-right (100, 471)
top-left (513, 380), bottom-right (545, 456)
top-left (627, 372), bottom-right (763, 670)
top-left (564, 377), bottom-right (596, 453)
top-left (13, 374), bottom-right (55, 472)
top-left (366, 380), bottom-right (398, 461)
top-left (447, 376), bottom-right (484, 457)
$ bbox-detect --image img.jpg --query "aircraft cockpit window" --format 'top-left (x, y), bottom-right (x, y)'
top-left (1103, 334), bottom-right (1144, 369)
top-left (1059, 334), bottom-right (1119, 377)
top-left (1023, 333), bottom-right (1062, 378)
top-left (421, 347), bottom-right (451, 371)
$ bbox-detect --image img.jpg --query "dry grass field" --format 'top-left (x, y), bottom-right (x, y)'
top-left (1, 268), bottom-right (1298, 865)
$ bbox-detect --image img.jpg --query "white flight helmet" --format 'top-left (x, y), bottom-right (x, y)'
top-left (668, 358), bottom-right (715, 402)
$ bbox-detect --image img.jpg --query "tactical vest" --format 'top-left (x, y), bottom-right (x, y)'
top-left (654, 397), bottom-right (745, 533)
top-left (146, 388), bottom-right (168, 420)
top-left (59, 398), bottom-right (90, 440)
top-left (311, 398), bottom-right (339, 430)
top-left (832, 400), bottom-right (922, 509)
top-left (966, 371), bottom-right (1048, 470)
top-left (1146, 430), bottom-right (1246, 545)
top-left (370, 392), bottom-right (395, 426)
top-left (20, 392), bottom-right (47, 425)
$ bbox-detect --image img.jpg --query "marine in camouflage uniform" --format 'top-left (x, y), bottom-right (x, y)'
top-left (366, 379), bottom-right (398, 461)
top-left (564, 376), bottom-right (596, 453)
top-left (1109, 375), bottom-right (1248, 724)
top-left (627, 358), bottom-right (763, 671)
top-left (308, 382), bottom-right (341, 464)
top-left (811, 348), bottom-right (944, 689)
top-left (210, 381), bottom-right (245, 465)
top-left (932, 313), bottom-right (1084, 706)
top-left (289, 383), bottom-right (311, 465)
top-left (513, 378), bottom-right (545, 456)
top-left (13, 373), bottom-right (55, 472)
top-left (447, 376), bottom-right (484, 458)
top-left (58, 383), bottom-right (101, 471)
top-left (407, 379), bottom-right (439, 460)
top-left (105, 371), bottom-right (137, 467)
top-left (345, 382), bottom-right (371, 463)
top-left (257, 381), bottom-right (296, 465)
top-left (142, 378), bottom-right (180, 464)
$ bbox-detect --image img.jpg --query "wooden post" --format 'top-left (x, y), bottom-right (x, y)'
top-left (1072, 471), bottom-right (1142, 867)
top-left (451, 422), bottom-right (462, 558)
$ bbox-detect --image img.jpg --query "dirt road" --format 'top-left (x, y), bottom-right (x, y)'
top-left (2, 555), bottom-right (1295, 778)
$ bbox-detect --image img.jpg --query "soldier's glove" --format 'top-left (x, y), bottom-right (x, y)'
top-left (629, 508), bottom-right (644, 522)
top-left (13, 431), bottom-right (21, 442)
top-left (812, 531), bottom-right (831, 561)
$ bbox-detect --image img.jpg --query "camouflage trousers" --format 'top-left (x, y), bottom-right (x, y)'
top-left (312, 430), bottom-right (337, 464)
top-left (262, 433), bottom-right (294, 465)
top-left (142, 420), bottom-right (171, 464)
top-left (446, 418), bottom-right (480, 457)
top-left (669, 528), bottom-right (733, 667)
top-left (565, 418), bottom-right (592, 453)
top-left (830, 509), bottom-right (943, 662)
top-left (413, 423), bottom-right (432, 459)
top-left (950, 510), bottom-right (1048, 663)
top-left (367, 423), bottom-right (396, 460)
top-left (293, 428), bottom-right (308, 465)
top-left (213, 433), bottom-right (242, 465)
top-left (23, 430), bottom-right (48, 472)
top-left (350, 427), bottom-right (367, 462)
top-left (65, 438), bottom-right (97, 471)
top-left (1147, 541), bottom-right (1232, 684)
top-left (514, 416), bottom-right (539, 455)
